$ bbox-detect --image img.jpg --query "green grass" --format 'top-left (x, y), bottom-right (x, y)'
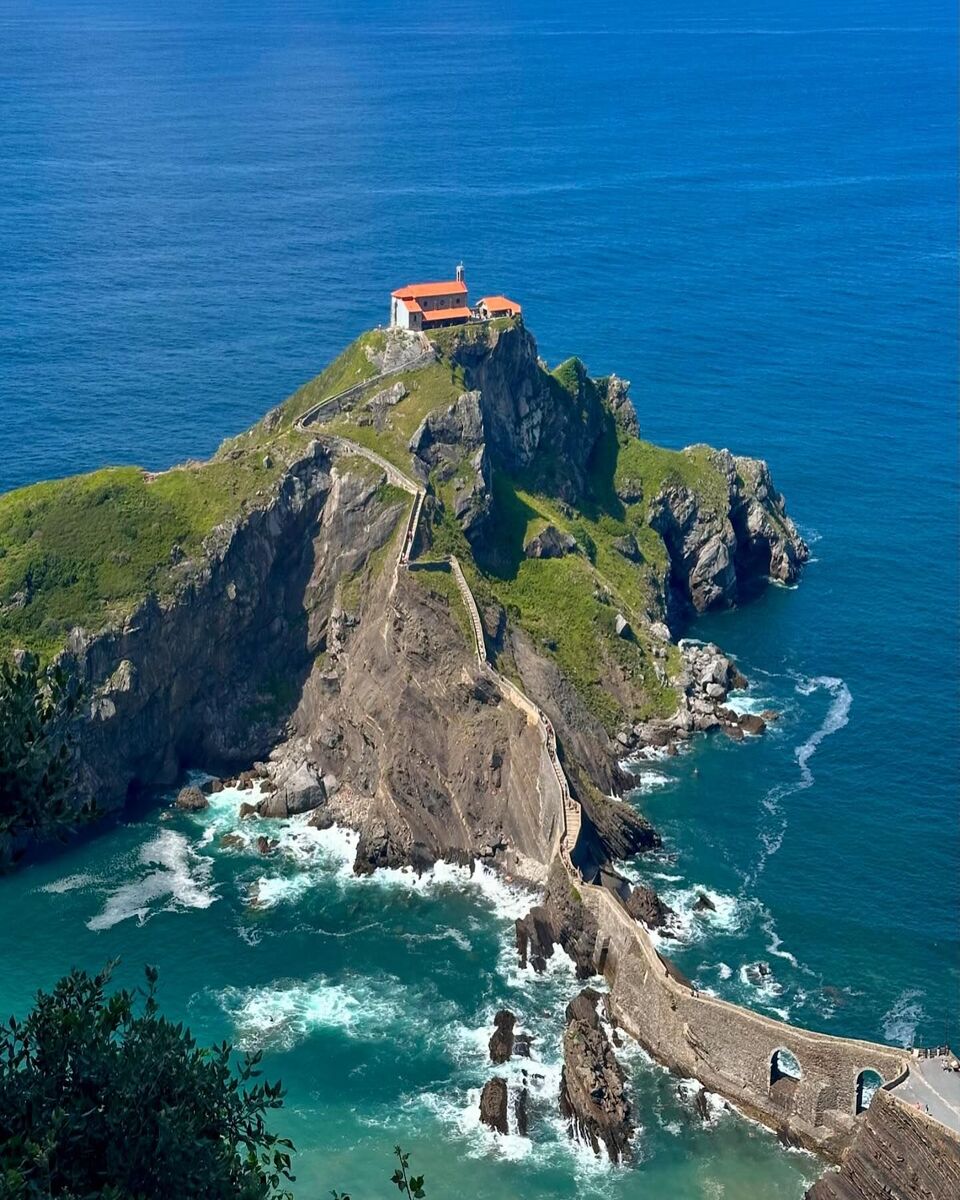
top-left (0, 442), bottom-right (294, 659)
top-left (276, 329), bottom-right (388, 427)
top-left (323, 358), bottom-right (466, 474)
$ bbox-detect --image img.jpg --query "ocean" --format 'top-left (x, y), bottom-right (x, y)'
top-left (0, 1), bottom-right (957, 1196)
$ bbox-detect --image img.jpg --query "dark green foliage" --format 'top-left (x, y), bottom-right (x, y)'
top-left (0, 655), bottom-right (85, 868)
top-left (0, 964), bottom-right (294, 1200)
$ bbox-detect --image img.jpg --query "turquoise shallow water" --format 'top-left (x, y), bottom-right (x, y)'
top-left (1, 0), bottom-right (957, 1195)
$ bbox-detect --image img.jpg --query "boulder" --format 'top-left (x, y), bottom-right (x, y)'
top-left (625, 883), bottom-right (675, 931)
top-left (479, 1077), bottom-right (509, 1134)
top-left (614, 613), bottom-right (632, 639)
top-left (738, 712), bottom-right (766, 735)
top-left (257, 762), bottom-right (326, 818)
top-left (761, 709), bottom-right (781, 722)
top-left (612, 533), bottom-right (640, 562)
top-left (693, 892), bottom-right (716, 913)
top-left (489, 1009), bottom-right (516, 1064)
top-left (256, 836), bottom-right (278, 855)
top-left (524, 524), bottom-right (577, 559)
top-left (175, 786), bottom-right (208, 812)
top-left (220, 833), bottom-right (244, 849)
top-left (238, 802), bottom-right (259, 820)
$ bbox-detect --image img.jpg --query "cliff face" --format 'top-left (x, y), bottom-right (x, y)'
top-left (649, 448), bottom-right (808, 622)
top-left (63, 444), bottom-right (400, 812)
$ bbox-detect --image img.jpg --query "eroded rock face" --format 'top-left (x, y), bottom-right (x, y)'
top-left (489, 1010), bottom-right (516, 1064)
top-left (479, 1077), bottom-right (509, 1134)
top-left (648, 447), bottom-right (808, 622)
top-left (559, 988), bottom-right (633, 1164)
top-left (805, 1088), bottom-right (960, 1200)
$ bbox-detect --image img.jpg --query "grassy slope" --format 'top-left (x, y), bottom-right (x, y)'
top-left (0, 330), bottom-right (395, 660)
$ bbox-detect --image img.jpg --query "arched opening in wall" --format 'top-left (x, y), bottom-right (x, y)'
top-left (855, 1069), bottom-right (884, 1114)
top-left (770, 1047), bottom-right (803, 1085)
top-left (769, 1048), bottom-right (803, 1107)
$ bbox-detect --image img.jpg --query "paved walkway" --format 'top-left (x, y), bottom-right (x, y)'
top-left (892, 1055), bottom-right (960, 1133)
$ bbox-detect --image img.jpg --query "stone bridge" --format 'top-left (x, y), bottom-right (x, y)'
top-left (302, 423), bottom-right (942, 1165)
top-left (584, 883), bottom-right (910, 1157)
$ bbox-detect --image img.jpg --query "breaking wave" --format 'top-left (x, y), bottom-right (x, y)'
top-left (86, 829), bottom-right (218, 931)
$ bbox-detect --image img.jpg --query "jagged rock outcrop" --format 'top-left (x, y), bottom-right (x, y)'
top-left (523, 525), bottom-right (577, 559)
top-left (479, 1077), bottom-right (509, 1134)
top-left (559, 988), bottom-right (633, 1163)
top-left (649, 447), bottom-right (808, 623)
top-left (516, 860), bottom-right (601, 978)
top-left (805, 1089), bottom-right (960, 1200)
top-left (625, 881), bottom-right (675, 931)
top-left (489, 1010), bottom-right (516, 1064)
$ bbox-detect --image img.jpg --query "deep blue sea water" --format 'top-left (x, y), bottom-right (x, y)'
top-left (1, 1), bottom-right (957, 1196)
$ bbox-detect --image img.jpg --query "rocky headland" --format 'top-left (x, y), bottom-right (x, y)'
top-left (0, 318), bottom-right (808, 877)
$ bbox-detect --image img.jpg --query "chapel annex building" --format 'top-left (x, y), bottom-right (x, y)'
top-left (390, 264), bottom-right (521, 332)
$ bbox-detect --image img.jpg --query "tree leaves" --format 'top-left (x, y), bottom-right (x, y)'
top-left (0, 964), bottom-right (295, 1199)
top-left (0, 654), bottom-right (90, 869)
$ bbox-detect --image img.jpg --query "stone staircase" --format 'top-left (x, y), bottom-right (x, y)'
top-left (303, 429), bottom-right (586, 874)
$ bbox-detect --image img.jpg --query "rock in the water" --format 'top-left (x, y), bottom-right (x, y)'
top-left (489, 1009), bottom-right (516, 1064)
top-left (693, 1087), bottom-right (711, 1121)
top-left (514, 1032), bottom-right (533, 1058)
top-left (514, 1085), bottom-right (530, 1137)
top-left (761, 709), bottom-right (781, 722)
top-left (256, 836), bottom-right (278, 855)
top-left (524, 524), bottom-right (577, 559)
top-left (693, 891), bottom-right (716, 913)
top-left (220, 833), bottom-right (244, 849)
top-left (479, 1076), bottom-right (509, 1134)
top-left (238, 802), bottom-right (259, 820)
top-left (257, 762), bottom-right (326, 818)
top-left (559, 988), bottom-right (633, 1164)
top-left (738, 712), bottom-right (766, 735)
top-left (625, 882), bottom-right (675, 931)
top-left (175, 785), bottom-right (208, 812)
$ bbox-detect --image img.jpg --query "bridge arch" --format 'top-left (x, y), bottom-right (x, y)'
top-left (855, 1068), bottom-right (884, 1115)
top-left (770, 1046), bottom-right (803, 1086)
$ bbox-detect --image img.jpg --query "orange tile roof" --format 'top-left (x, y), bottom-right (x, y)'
top-left (421, 306), bottom-right (472, 323)
top-left (392, 280), bottom-right (467, 300)
top-left (403, 298), bottom-right (423, 313)
top-left (479, 295), bottom-right (521, 314)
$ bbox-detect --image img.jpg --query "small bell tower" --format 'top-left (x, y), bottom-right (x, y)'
top-left (456, 261), bottom-right (465, 284)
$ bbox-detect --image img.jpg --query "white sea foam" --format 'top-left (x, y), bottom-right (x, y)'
top-left (657, 883), bottom-right (744, 943)
top-left (881, 988), bottom-right (926, 1048)
top-left (39, 872), bottom-right (95, 894)
top-left (86, 829), bottom-right (218, 931)
top-left (630, 770), bottom-right (675, 794)
top-left (746, 674), bottom-right (852, 887)
top-left (219, 975), bottom-right (411, 1051)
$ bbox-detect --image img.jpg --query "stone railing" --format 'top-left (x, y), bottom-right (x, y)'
top-left (296, 337), bottom-right (435, 430)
